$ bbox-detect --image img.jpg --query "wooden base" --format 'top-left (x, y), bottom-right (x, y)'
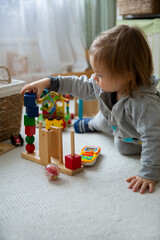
top-left (52, 158), bottom-right (83, 176)
top-left (21, 150), bottom-right (42, 164)
top-left (0, 143), bottom-right (15, 155)
top-left (21, 150), bottom-right (84, 176)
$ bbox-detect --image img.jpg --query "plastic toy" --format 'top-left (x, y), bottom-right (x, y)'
top-left (37, 90), bottom-right (73, 129)
top-left (79, 146), bottom-right (101, 166)
top-left (78, 99), bottom-right (83, 119)
top-left (10, 134), bottom-right (24, 146)
top-left (45, 117), bottom-right (66, 130)
top-left (45, 163), bottom-right (60, 180)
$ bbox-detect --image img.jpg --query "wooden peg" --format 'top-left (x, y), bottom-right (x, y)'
top-left (39, 121), bottom-right (42, 130)
top-left (71, 131), bottom-right (75, 157)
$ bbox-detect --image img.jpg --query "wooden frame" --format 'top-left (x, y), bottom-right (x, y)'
top-left (21, 123), bottom-right (83, 176)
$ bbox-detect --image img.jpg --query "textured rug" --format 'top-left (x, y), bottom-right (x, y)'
top-left (0, 107), bottom-right (160, 240)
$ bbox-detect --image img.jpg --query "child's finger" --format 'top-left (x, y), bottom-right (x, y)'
top-left (132, 180), bottom-right (143, 192)
top-left (140, 182), bottom-right (148, 194)
top-left (21, 85), bottom-right (34, 94)
top-left (36, 89), bottom-right (43, 100)
top-left (20, 85), bottom-right (29, 94)
top-left (128, 179), bottom-right (137, 189)
top-left (126, 176), bottom-right (136, 182)
top-left (149, 183), bottom-right (154, 193)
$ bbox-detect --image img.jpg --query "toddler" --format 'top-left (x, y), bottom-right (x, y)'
top-left (21, 25), bottom-right (160, 194)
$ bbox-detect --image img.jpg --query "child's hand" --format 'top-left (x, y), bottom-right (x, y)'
top-left (20, 78), bottom-right (50, 100)
top-left (126, 176), bottom-right (156, 194)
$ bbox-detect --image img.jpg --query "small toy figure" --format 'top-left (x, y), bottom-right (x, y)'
top-left (45, 163), bottom-right (60, 180)
top-left (79, 146), bottom-right (101, 166)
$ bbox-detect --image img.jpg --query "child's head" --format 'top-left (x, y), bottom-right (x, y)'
top-left (89, 25), bottom-right (153, 96)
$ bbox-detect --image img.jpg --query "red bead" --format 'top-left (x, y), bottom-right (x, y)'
top-left (26, 143), bottom-right (35, 153)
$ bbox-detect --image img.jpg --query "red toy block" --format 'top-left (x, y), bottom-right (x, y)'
top-left (65, 154), bottom-right (81, 170)
top-left (25, 125), bottom-right (36, 137)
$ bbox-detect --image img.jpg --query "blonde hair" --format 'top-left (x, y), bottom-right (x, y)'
top-left (90, 25), bottom-right (153, 96)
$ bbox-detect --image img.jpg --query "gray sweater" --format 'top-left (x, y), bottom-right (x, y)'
top-left (48, 74), bottom-right (160, 181)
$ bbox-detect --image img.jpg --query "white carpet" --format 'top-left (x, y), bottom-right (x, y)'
top-left (0, 106), bottom-right (160, 240)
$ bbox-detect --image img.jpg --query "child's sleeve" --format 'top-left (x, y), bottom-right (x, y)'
top-left (47, 76), bottom-right (60, 93)
top-left (130, 97), bottom-right (160, 181)
top-left (48, 74), bottom-right (97, 101)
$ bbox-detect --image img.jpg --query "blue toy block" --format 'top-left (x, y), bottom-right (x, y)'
top-left (26, 106), bottom-right (39, 118)
top-left (24, 92), bottom-right (36, 107)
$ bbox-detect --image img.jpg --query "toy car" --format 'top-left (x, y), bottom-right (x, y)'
top-left (10, 134), bottom-right (24, 146)
top-left (79, 146), bottom-right (101, 166)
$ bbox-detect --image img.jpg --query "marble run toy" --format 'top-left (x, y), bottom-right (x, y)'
top-left (79, 146), bottom-right (101, 166)
top-left (37, 90), bottom-right (73, 129)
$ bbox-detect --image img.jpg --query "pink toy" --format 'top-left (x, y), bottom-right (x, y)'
top-left (45, 163), bottom-right (60, 180)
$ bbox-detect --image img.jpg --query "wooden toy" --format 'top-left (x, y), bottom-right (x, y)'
top-left (79, 146), bottom-right (101, 166)
top-left (25, 125), bottom-right (36, 137)
top-left (22, 93), bottom-right (83, 176)
top-left (26, 143), bottom-right (35, 153)
top-left (65, 131), bottom-right (82, 170)
top-left (25, 136), bottom-right (35, 144)
top-left (26, 106), bottom-right (39, 118)
top-left (21, 123), bottom-right (83, 176)
top-left (24, 114), bottom-right (35, 126)
top-left (24, 92), bottom-right (37, 107)
top-left (24, 92), bottom-right (38, 153)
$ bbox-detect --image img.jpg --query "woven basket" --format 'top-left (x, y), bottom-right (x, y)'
top-left (117, 0), bottom-right (160, 15)
top-left (0, 66), bottom-right (24, 142)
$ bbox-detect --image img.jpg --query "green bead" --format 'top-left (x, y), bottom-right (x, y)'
top-left (25, 136), bottom-right (35, 144)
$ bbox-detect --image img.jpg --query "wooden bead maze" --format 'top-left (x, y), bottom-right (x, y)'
top-left (21, 92), bottom-right (83, 176)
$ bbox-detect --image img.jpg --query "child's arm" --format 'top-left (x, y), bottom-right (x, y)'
top-left (127, 96), bottom-right (160, 193)
top-left (20, 74), bottom-right (97, 101)
top-left (126, 176), bottom-right (156, 194)
top-left (57, 75), bottom-right (97, 101)
top-left (20, 78), bottom-right (50, 99)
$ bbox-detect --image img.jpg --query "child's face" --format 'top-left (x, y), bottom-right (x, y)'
top-left (90, 56), bottom-right (129, 95)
